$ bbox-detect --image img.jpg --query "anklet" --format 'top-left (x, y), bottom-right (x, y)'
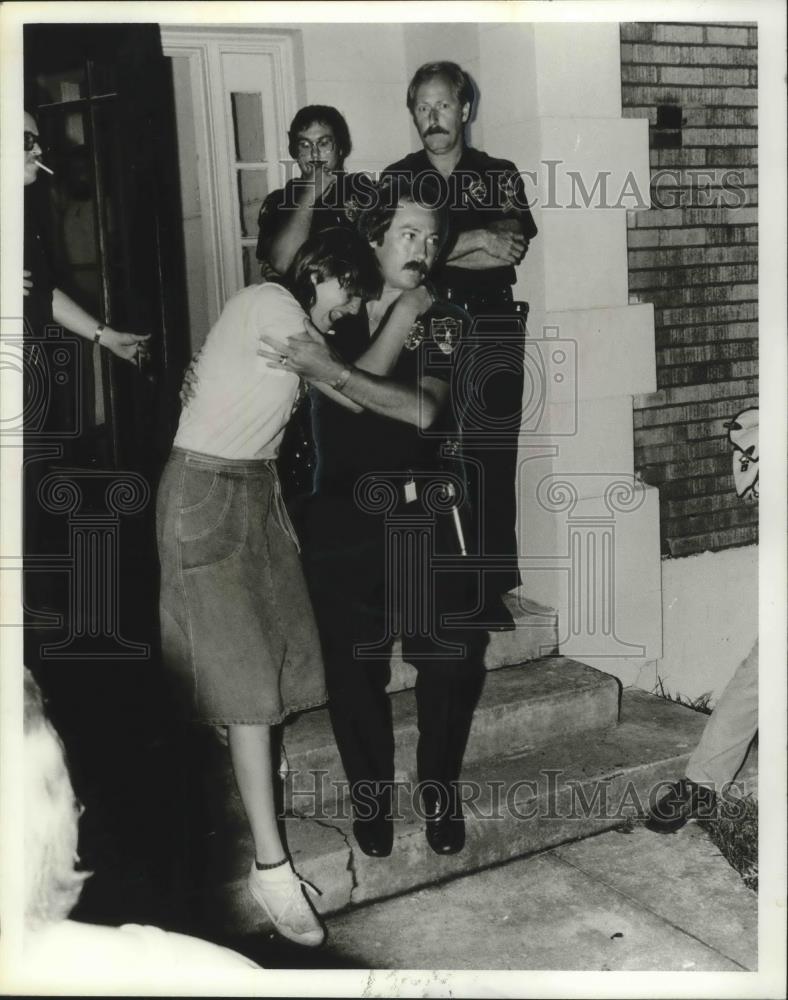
top-left (255, 856), bottom-right (288, 871)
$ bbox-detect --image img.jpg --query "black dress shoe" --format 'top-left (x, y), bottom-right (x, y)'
top-left (423, 787), bottom-right (465, 855)
top-left (352, 814), bottom-right (393, 857)
top-left (645, 779), bottom-right (717, 834)
top-left (468, 595), bottom-right (515, 632)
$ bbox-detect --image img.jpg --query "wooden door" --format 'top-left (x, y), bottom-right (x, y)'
top-left (24, 24), bottom-right (190, 662)
top-left (25, 23), bottom-right (191, 477)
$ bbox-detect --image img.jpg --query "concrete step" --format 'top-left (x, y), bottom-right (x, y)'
top-left (283, 656), bottom-right (619, 815)
top-left (202, 657), bottom-right (618, 828)
top-left (386, 592), bottom-right (558, 693)
top-left (183, 688), bottom-right (750, 939)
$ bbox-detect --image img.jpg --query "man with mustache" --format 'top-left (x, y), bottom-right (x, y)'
top-left (385, 62), bottom-right (538, 631)
top-left (261, 182), bottom-right (487, 859)
top-left (256, 105), bottom-right (356, 278)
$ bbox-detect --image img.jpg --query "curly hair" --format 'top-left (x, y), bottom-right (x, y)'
top-left (406, 61), bottom-right (475, 115)
top-left (287, 105), bottom-right (352, 164)
top-left (24, 668), bottom-right (90, 928)
top-left (284, 226), bottom-right (382, 310)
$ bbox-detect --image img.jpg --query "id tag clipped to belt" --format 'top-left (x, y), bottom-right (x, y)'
top-left (404, 476), bottom-right (417, 503)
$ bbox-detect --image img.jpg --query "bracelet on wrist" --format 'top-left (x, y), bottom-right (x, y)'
top-left (331, 367), bottom-right (353, 392)
top-left (94, 323), bottom-right (105, 345)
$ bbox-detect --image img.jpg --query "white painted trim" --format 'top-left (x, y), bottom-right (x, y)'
top-left (160, 26), bottom-right (298, 307)
top-left (160, 38), bottom-right (225, 327)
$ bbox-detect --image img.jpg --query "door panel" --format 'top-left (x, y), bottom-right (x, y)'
top-left (24, 24), bottom-right (190, 664)
top-left (26, 23), bottom-right (191, 476)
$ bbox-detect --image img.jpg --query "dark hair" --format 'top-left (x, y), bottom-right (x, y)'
top-left (285, 227), bottom-right (382, 310)
top-left (356, 176), bottom-right (449, 249)
top-left (406, 61), bottom-right (475, 115)
top-left (287, 105), bottom-right (352, 163)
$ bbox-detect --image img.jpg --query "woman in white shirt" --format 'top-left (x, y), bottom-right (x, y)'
top-left (156, 228), bottom-right (381, 947)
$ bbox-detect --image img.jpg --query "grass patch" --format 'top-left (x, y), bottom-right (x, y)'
top-left (700, 794), bottom-right (758, 893)
top-left (651, 677), bottom-right (758, 892)
top-left (652, 677), bottom-right (713, 714)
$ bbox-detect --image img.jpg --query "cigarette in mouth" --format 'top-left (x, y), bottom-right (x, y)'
top-left (35, 160), bottom-right (54, 175)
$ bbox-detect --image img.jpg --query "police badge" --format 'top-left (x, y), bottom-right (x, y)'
top-left (464, 176), bottom-right (488, 207)
top-left (500, 171), bottom-right (520, 212)
top-left (343, 194), bottom-right (362, 223)
top-left (431, 316), bottom-right (461, 354)
top-left (404, 319), bottom-right (426, 351)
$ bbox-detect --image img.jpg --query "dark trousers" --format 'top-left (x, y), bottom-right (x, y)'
top-left (451, 295), bottom-right (528, 597)
top-left (302, 490), bottom-right (486, 815)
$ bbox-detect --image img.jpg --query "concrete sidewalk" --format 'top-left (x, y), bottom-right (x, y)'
top-left (325, 823), bottom-right (756, 972)
top-left (230, 822), bottom-right (756, 972)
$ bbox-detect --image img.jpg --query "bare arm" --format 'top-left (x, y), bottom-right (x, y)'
top-left (444, 218), bottom-right (529, 270)
top-left (259, 168), bottom-right (338, 274)
top-left (51, 287), bottom-right (150, 364)
top-left (312, 368), bottom-right (448, 429)
top-left (259, 318), bottom-right (448, 429)
top-left (354, 286), bottom-right (434, 376)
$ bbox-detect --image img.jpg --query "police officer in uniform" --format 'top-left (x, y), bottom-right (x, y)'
top-left (260, 184), bottom-right (487, 859)
top-left (385, 62), bottom-right (538, 630)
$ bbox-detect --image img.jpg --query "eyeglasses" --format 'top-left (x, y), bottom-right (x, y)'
top-left (296, 136), bottom-right (336, 157)
top-left (24, 131), bottom-right (41, 152)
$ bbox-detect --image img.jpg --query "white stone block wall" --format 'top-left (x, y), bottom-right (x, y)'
top-left (291, 22), bottom-right (666, 690)
top-left (657, 545), bottom-right (758, 703)
top-left (473, 23), bottom-right (663, 687)
top-left (296, 23), bottom-right (411, 174)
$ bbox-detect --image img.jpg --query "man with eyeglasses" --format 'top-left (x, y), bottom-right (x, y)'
top-left (256, 105), bottom-right (357, 278)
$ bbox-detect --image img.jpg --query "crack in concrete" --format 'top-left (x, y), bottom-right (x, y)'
top-left (312, 816), bottom-right (359, 904)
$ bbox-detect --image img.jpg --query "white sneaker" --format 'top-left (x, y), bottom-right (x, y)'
top-left (248, 861), bottom-right (326, 947)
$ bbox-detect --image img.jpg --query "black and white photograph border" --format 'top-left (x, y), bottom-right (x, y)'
top-left (0, 1), bottom-right (785, 997)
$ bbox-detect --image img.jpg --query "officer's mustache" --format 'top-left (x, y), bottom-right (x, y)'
top-left (404, 260), bottom-right (428, 275)
top-left (424, 126), bottom-right (449, 136)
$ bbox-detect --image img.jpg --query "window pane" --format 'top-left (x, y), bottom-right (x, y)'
top-left (242, 245), bottom-right (261, 287)
top-left (237, 170), bottom-right (268, 239)
top-left (41, 111), bottom-right (101, 311)
top-left (231, 92), bottom-right (265, 162)
top-left (35, 68), bottom-right (87, 104)
top-left (87, 60), bottom-right (118, 98)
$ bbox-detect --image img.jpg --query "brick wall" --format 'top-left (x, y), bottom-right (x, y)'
top-left (620, 22), bottom-right (758, 558)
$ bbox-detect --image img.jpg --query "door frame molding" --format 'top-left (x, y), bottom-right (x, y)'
top-left (160, 27), bottom-right (299, 323)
